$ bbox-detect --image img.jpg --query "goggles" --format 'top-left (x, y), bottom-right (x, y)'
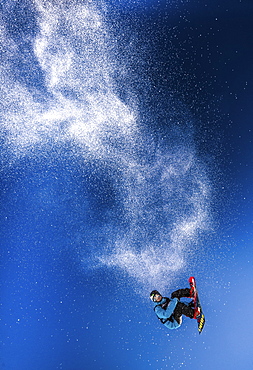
top-left (150, 294), bottom-right (155, 301)
top-left (150, 293), bottom-right (161, 302)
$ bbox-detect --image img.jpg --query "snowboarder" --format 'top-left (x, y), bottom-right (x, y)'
top-left (150, 288), bottom-right (200, 330)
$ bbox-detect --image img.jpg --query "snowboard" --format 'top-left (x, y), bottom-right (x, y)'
top-left (188, 276), bottom-right (205, 334)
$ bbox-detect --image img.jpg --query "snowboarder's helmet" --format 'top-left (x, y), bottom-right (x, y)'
top-left (150, 290), bottom-right (161, 301)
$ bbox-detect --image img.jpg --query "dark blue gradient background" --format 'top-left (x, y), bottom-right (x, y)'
top-left (0, 1), bottom-right (253, 369)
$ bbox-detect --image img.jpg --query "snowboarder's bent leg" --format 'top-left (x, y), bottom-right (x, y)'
top-left (171, 288), bottom-right (191, 299)
top-left (173, 302), bottom-right (194, 323)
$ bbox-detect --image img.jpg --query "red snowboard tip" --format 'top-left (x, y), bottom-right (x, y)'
top-left (188, 276), bottom-right (195, 284)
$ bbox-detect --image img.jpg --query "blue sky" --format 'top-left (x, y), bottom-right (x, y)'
top-left (0, 0), bottom-right (253, 369)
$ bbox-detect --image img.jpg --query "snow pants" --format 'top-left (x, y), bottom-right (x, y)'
top-left (171, 288), bottom-right (194, 321)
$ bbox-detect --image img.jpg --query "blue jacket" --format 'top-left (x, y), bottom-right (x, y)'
top-left (153, 297), bottom-right (181, 330)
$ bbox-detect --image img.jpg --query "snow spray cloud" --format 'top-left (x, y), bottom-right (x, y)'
top-left (0, 0), bottom-right (211, 291)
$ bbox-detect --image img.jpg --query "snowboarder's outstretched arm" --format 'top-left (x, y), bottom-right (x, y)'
top-left (154, 298), bottom-right (178, 319)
